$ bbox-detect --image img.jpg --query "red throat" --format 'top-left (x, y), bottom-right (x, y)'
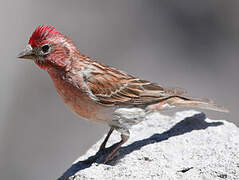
top-left (28, 25), bottom-right (63, 48)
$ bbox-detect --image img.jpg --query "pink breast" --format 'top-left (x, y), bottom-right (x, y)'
top-left (48, 70), bottom-right (109, 123)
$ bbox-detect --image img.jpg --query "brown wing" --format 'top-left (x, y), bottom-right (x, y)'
top-left (85, 61), bottom-right (186, 106)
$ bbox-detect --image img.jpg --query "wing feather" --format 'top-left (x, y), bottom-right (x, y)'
top-left (83, 62), bottom-right (186, 106)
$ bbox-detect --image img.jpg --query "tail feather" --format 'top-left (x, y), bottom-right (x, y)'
top-left (168, 96), bottom-right (229, 113)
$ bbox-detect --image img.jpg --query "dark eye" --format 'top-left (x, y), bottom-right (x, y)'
top-left (41, 44), bottom-right (50, 54)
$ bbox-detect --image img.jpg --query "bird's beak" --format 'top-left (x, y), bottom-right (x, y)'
top-left (18, 45), bottom-right (35, 60)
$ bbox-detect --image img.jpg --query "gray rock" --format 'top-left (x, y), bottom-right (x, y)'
top-left (59, 110), bottom-right (239, 180)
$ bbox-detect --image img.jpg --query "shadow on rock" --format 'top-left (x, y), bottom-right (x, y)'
top-left (59, 112), bottom-right (223, 180)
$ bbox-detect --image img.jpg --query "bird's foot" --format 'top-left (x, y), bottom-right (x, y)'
top-left (98, 146), bottom-right (120, 164)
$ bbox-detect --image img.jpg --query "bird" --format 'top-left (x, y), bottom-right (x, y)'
top-left (18, 25), bottom-right (228, 163)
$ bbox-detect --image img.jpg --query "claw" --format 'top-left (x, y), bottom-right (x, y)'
top-left (99, 134), bottom-right (129, 164)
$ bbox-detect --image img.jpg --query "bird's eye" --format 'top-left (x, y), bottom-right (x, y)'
top-left (41, 44), bottom-right (50, 54)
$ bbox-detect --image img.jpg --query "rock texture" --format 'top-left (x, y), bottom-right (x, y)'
top-left (59, 110), bottom-right (239, 180)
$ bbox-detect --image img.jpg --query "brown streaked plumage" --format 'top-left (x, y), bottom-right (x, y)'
top-left (18, 25), bottom-right (228, 164)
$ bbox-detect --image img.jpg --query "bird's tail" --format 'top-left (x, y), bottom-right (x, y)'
top-left (147, 96), bottom-right (229, 113)
top-left (167, 96), bottom-right (229, 112)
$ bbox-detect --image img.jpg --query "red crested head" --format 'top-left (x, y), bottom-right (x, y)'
top-left (29, 25), bottom-right (63, 48)
top-left (18, 25), bottom-right (77, 71)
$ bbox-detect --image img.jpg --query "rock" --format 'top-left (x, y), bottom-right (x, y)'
top-left (59, 110), bottom-right (239, 180)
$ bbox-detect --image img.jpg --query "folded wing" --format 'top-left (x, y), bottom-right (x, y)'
top-left (85, 62), bottom-right (186, 106)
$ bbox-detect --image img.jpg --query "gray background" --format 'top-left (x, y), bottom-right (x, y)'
top-left (1, 1), bottom-right (238, 180)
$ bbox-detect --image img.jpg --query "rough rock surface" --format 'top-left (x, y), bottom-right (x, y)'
top-left (59, 110), bottom-right (239, 180)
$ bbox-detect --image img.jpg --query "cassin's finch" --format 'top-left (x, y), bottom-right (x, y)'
top-left (18, 25), bottom-right (228, 163)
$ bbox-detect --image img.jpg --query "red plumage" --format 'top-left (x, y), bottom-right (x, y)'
top-left (29, 25), bottom-right (63, 48)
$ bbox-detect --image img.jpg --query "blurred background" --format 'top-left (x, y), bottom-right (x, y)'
top-left (1, 0), bottom-right (239, 179)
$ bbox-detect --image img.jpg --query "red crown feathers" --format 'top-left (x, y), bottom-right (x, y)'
top-left (29, 25), bottom-right (62, 48)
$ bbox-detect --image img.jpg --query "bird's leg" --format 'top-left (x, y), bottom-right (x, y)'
top-left (99, 127), bottom-right (114, 151)
top-left (101, 133), bottom-right (129, 163)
